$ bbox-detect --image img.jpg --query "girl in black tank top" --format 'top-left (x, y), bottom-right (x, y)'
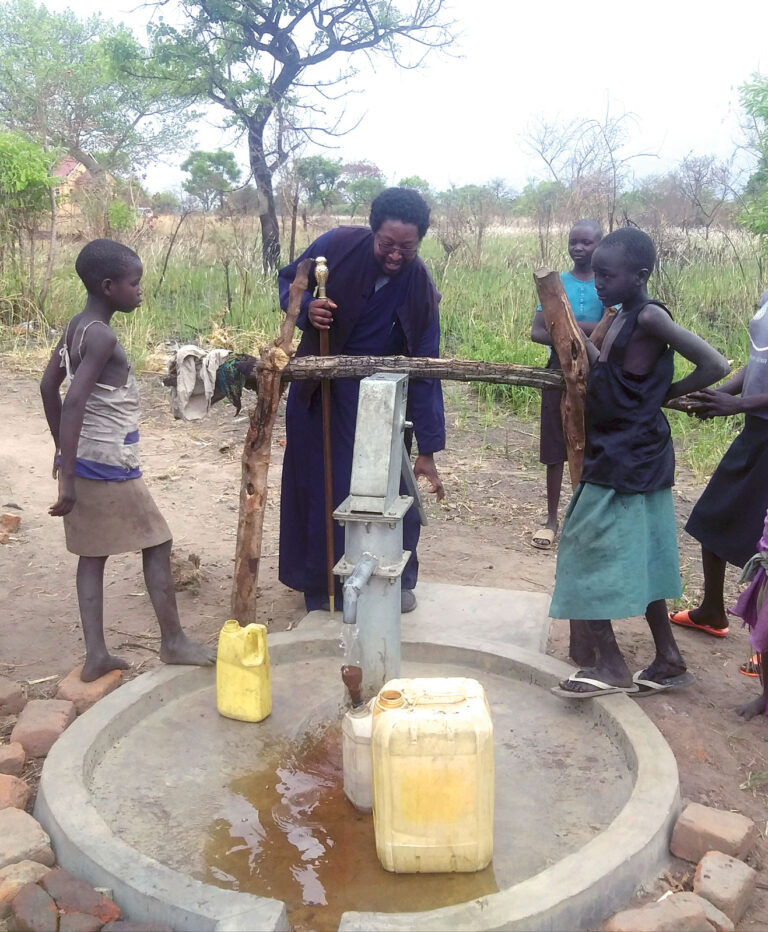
top-left (550, 228), bottom-right (729, 701)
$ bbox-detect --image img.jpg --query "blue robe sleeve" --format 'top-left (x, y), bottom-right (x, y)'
top-left (408, 310), bottom-right (445, 455)
top-left (277, 230), bottom-right (338, 331)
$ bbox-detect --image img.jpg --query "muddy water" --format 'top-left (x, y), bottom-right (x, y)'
top-left (203, 721), bottom-right (498, 932)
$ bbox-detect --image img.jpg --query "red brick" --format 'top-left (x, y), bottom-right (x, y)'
top-left (55, 666), bottom-right (123, 715)
top-left (1, 513), bottom-right (21, 533)
top-left (0, 677), bottom-right (26, 716)
top-left (59, 912), bottom-right (104, 932)
top-left (0, 809), bottom-right (55, 870)
top-left (41, 869), bottom-right (120, 924)
top-left (693, 850), bottom-right (757, 924)
top-left (10, 881), bottom-right (59, 932)
top-left (671, 893), bottom-right (734, 932)
top-left (10, 699), bottom-right (76, 758)
top-left (671, 803), bottom-right (757, 862)
top-left (0, 743), bottom-right (26, 777)
top-left (0, 774), bottom-right (31, 811)
top-left (0, 860), bottom-right (52, 919)
top-left (603, 895), bottom-right (713, 931)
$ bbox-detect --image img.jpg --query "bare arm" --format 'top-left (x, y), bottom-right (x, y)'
top-left (40, 337), bottom-right (66, 451)
top-left (637, 305), bottom-right (730, 400)
top-left (531, 311), bottom-right (601, 347)
top-left (685, 366), bottom-right (768, 418)
top-left (49, 326), bottom-right (117, 517)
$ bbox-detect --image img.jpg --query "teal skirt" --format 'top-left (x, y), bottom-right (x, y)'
top-left (549, 482), bottom-right (682, 620)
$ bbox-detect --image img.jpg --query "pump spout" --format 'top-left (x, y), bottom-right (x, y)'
top-left (342, 552), bottom-right (379, 626)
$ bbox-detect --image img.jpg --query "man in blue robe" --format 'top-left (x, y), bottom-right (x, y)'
top-left (277, 188), bottom-right (446, 613)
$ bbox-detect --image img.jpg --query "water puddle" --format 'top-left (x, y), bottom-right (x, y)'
top-left (204, 720), bottom-right (498, 931)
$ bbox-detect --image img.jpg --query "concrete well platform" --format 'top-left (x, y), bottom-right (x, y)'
top-left (35, 585), bottom-right (680, 931)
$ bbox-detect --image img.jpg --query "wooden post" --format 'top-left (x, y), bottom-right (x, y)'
top-left (533, 268), bottom-right (590, 489)
top-left (230, 258), bottom-right (313, 624)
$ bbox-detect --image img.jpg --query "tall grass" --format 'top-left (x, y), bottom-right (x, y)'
top-left (1, 221), bottom-right (762, 476)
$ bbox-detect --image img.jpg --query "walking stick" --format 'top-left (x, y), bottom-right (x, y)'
top-left (315, 256), bottom-right (336, 613)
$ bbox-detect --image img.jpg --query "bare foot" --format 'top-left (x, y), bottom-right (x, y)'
top-left (735, 696), bottom-right (767, 721)
top-left (683, 606), bottom-right (728, 631)
top-left (81, 653), bottom-right (130, 683)
top-left (160, 635), bottom-right (216, 667)
top-left (558, 663), bottom-right (634, 694)
top-left (637, 657), bottom-right (687, 682)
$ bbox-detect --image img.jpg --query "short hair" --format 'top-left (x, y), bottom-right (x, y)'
top-left (598, 227), bottom-right (656, 274)
top-left (369, 188), bottom-right (430, 239)
top-left (570, 219), bottom-right (602, 239)
top-left (75, 239), bottom-right (141, 294)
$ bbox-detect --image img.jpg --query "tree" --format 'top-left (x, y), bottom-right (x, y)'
top-left (0, 130), bottom-right (56, 314)
top-left (149, 1), bottom-right (454, 269)
top-left (344, 178), bottom-right (386, 218)
top-left (181, 150), bottom-right (242, 211)
top-left (513, 181), bottom-right (568, 262)
top-left (674, 154), bottom-right (732, 239)
top-left (739, 74), bottom-right (768, 245)
top-left (399, 176), bottom-right (432, 199)
top-left (0, 0), bottom-right (192, 234)
top-left (522, 109), bottom-right (654, 230)
top-left (295, 155), bottom-right (342, 211)
top-left (152, 190), bottom-right (183, 214)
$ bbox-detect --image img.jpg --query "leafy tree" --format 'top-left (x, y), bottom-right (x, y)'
top-left (513, 180), bottom-right (568, 263)
top-left (0, 0), bottom-right (192, 234)
top-left (436, 184), bottom-right (504, 265)
top-left (295, 156), bottom-right (342, 211)
top-left (739, 74), bottom-right (768, 244)
top-left (107, 200), bottom-right (137, 233)
top-left (342, 161), bottom-right (385, 183)
top-left (152, 190), bottom-right (183, 215)
top-left (399, 176), bottom-right (432, 199)
top-left (181, 150), bottom-right (242, 211)
top-left (148, 0), bottom-right (454, 269)
top-left (344, 178), bottom-right (386, 218)
top-left (0, 130), bottom-right (56, 312)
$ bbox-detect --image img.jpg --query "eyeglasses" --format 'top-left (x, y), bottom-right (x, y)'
top-left (374, 235), bottom-right (419, 261)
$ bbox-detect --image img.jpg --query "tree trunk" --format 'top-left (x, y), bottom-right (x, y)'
top-left (533, 268), bottom-right (589, 488)
top-left (39, 185), bottom-right (58, 311)
top-left (230, 257), bottom-right (313, 624)
top-left (248, 123), bottom-right (281, 272)
top-left (289, 185), bottom-right (299, 263)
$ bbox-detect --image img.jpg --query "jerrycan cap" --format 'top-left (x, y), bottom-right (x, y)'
top-left (377, 689), bottom-right (407, 709)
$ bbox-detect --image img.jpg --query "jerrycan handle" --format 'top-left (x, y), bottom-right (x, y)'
top-left (242, 624), bottom-right (266, 666)
top-left (415, 687), bottom-right (466, 705)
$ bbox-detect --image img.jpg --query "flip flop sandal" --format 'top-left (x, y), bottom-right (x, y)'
top-left (668, 609), bottom-right (728, 638)
top-left (631, 669), bottom-right (695, 697)
top-left (531, 527), bottom-right (555, 550)
top-left (551, 673), bottom-right (639, 700)
top-left (740, 654), bottom-right (761, 678)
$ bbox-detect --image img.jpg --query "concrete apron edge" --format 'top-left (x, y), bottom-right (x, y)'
top-left (34, 663), bottom-right (290, 932)
top-left (34, 633), bottom-right (680, 932)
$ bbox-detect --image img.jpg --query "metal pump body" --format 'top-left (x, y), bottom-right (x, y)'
top-left (334, 373), bottom-right (423, 699)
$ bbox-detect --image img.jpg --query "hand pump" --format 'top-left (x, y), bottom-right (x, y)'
top-left (315, 256), bottom-right (335, 613)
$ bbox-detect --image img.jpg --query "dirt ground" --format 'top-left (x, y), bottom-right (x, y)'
top-left (1, 366), bottom-right (766, 927)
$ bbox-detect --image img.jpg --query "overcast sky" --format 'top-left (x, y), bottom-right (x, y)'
top-left (39, 0), bottom-right (768, 193)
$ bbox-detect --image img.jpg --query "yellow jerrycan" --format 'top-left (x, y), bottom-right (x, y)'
top-left (216, 620), bottom-right (272, 722)
top-left (372, 677), bottom-right (494, 873)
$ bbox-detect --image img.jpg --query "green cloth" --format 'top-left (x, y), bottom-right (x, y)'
top-left (549, 482), bottom-right (682, 620)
